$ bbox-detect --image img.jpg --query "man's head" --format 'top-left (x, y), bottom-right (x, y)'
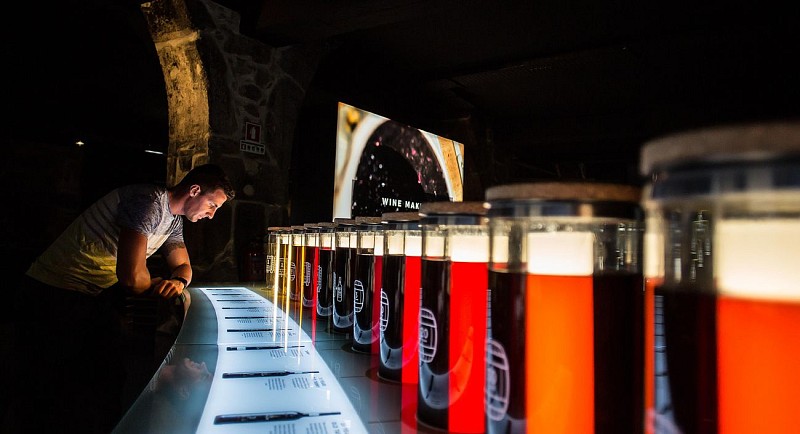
top-left (155, 357), bottom-right (212, 401)
top-left (171, 164), bottom-right (235, 222)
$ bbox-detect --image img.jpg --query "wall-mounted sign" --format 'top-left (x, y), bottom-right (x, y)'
top-left (245, 122), bottom-right (262, 143)
top-left (240, 140), bottom-right (265, 155)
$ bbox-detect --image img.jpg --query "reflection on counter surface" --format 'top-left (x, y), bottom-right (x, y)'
top-left (114, 285), bottom-right (369, 433)
top-left (114, 284), bottom-right (456, 434)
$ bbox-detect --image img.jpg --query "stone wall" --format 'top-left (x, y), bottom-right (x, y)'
top-left (3, 0), bottom-right (321, 283)
top-left (142, 0), bottom-right (323, 281)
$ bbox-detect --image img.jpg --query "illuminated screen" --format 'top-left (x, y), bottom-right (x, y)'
top-left (333, 102), bottom-right (465, 218)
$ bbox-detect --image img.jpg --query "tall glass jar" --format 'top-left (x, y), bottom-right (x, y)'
top-left (378, 212), bottom-right (422, 383)
top-left (266, 226), bottom-right (282, 292)
top-left (332, 218), bottom-right (357, 334)
top-left (485, 182), bottom-right (643, 434)
top-left (417, 201), bottom-right (489, 433)
top-left (302, 223), bottom-right (321, 309)
top-left (276, 227), bottom-right (292, 300)
top-left (640, 121), bottom-right (800, 434)
top-left (290, 225), bottom-right (306, 302)
top-left (379, 211), bottom-right (423, 431)
top-left (317, 222), bottom-right (337, 321)
top-left (352, 216), bottom-right (384, 353)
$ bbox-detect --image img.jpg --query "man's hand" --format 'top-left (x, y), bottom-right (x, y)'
top-left (150, 276), bottom-right (185, 299)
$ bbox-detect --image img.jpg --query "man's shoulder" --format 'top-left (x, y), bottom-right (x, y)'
top-left (117, 184), bottom-right (169, 221)
top-left (119, 183), bottom-right (165, 198)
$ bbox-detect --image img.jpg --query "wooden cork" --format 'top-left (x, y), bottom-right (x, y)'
top-left (486, 182), bottom-right (641, 202)
top-left (640, 120), bottom-right (800, 175)
top-left (355, 216), bottom-right (382, 225)
top-left (419, 201), bottom-right (487, 216)
top-left (381, 212), bottom-right (420, 222)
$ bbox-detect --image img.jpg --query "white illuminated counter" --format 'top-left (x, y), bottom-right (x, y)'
top-left (113, 285), bottom-right (398, 434)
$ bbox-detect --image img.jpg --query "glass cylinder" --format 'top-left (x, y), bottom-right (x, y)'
top-left (640, 121), bottom-right (800, 434)
top-left (317, 222), bottom-right (337, 319)
top-left (378, 212), bottom-right (422, 383)
top-left (417, 201), bottom-right (489, 433)
top-left (303, 223), bottom-right (321, 309)
top-left (485, 181), bottom-right (643, 434)
top-left (290, 225), bottom-right (306, 302)
top-left (276, 227), bottom-right (292, 299)
top-left (266, 226), bottom-right (281, 292)
top-left (352, 216), bottom-right (384, 353)
top-left (332, 218), bottom-right (357, 334)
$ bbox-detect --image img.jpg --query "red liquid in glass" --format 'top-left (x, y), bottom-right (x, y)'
top-left (418, 258), bottom-right (487, 433)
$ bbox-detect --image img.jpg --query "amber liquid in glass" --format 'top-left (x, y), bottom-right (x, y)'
top-left (657, 284), bottom-right (799, 434)
top-left (291, 244), bottom-right (305, 301)
top-left (278, 241), bottom-right (290, 298)
top-left (487, 272), bottom-right (643, 434)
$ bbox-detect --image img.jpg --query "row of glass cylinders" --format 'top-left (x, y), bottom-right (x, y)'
top-left (264, 121), bottom-right (799, 434)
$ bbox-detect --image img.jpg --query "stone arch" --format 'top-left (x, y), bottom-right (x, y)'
top-left (140, 0), bottom-right (211, 186)
top-left (136, 0), bottom-right (326, 281)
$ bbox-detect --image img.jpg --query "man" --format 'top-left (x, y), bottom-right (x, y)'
top-left (11, 163), bottom-right (235, 433)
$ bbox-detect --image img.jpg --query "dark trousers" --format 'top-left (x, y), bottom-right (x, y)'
top-left (10, 276), bottom-right (127, 434)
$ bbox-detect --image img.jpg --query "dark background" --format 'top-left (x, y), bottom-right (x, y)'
top-left (219, 0), bottom-right (800, 184)
top-left (5, 0), bottom-right (800, 217)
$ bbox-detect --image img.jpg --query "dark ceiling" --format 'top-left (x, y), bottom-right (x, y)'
top-left (220, 0), bottom-right (800, 183)
top-left (7, 0), bottom-right (168, 150)
top-left (6, 0), bottom-right (800, 187)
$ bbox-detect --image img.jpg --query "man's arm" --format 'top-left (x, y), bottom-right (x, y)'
top-left (116, 228), bottom-right (154, 294)
top-left (151, 241), bottom-right (192, 299)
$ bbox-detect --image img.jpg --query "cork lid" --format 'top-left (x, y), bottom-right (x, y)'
top-left (381, 211), bottom-right (420, 222)
top-left (333, 218), bottom-right (356, 225)
top-left (317, 222), bottom-right (336, 227)
top-left (640, 120), bottom-right (800, 175)
top-left (418, 201), bottom-right (487, 216)
top-left (486, 182), bottom-right (641, 203)
top-left (355, 216), bottom-right (382, 224)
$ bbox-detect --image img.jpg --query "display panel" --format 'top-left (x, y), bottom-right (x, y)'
top-left (333, 102), bottom-right (465, 218)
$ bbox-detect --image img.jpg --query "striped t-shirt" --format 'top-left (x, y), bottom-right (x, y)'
top-left (27, 184), bottom-right (183, 295)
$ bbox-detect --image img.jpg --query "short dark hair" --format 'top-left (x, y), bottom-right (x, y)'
top-left (172, 164), bottom-right (235, 200)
